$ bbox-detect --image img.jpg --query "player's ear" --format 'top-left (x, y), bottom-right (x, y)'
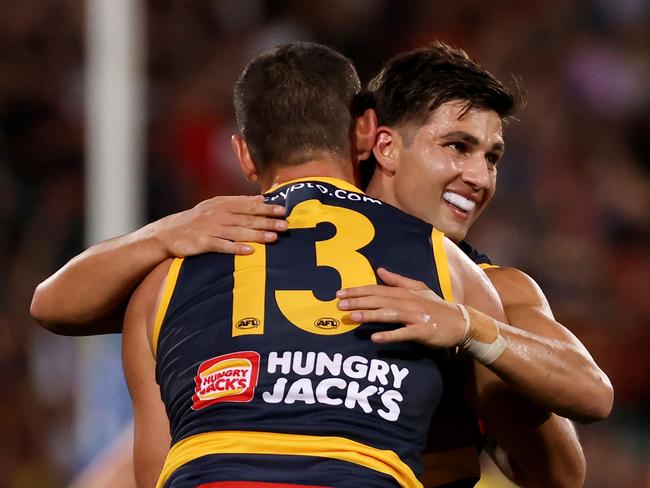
top-left (372, 127), bottom-right (399, 175)
top-left (231, 134), bottom-right (258, 182)
top-left (354, 108), bottom-right (378, 161)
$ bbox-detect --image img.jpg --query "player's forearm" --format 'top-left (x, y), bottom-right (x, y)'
top-left (464, 308), bottom-right (613, 423)
top-left (476, 369), bottom-right (586, 488)
top-left (30, 224), bottom-right (168, 335)
top-left (492, 322), bottom-right (612, 422)
top-left (490, 415), bottom-right (585, 488)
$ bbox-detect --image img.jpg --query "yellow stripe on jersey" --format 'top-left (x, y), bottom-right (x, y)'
top-left (156, 431), bottom-right (423, 488)
top-left (232, 242), bottom-right (267, 337)
top-left (152, 258), bottom-right (184, 359)
top-left (265, 176), bottom-right (365, 195)
top-left (431, 230), bottom-right (454, 302)
top-left (478, 263), bottom-right (499, 270)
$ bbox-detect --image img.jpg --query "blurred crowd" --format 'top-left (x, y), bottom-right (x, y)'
top-left (0, 1), bottom-right (648, 487)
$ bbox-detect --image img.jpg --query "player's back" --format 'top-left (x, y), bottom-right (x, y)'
top-left (154, 177), bottom-right (456, 488)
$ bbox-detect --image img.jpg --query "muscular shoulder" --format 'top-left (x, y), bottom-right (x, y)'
top-left (443, 238), bottom-right (504, 321)
top-left (483, 267), bottom-right (552, 317)
top-left (444, 239), bottom-right (492, 289)
top-left (124, 258), bottom-right (176, 348)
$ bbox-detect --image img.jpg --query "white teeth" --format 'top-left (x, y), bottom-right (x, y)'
top-left (443, 191), bottom-right (476, 212)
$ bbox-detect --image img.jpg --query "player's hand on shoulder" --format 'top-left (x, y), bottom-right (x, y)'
top-left (337, 267), bottom-right (466, 348)
top-left (148, 195), bottom-right (287, 257)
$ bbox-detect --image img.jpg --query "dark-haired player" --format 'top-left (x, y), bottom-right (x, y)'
top-left (340, 42), bottom-right (612, 486)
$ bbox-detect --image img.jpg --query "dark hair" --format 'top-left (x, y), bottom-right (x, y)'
top-left (367, 41), bottom-right (519, 139)
top-left (233, 42), bottom-right (360, 171)
top-left (357, 41), bottom-right (520, 188)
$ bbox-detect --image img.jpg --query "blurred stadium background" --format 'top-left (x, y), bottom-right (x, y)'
top-left (1, 0), bottom-right (649, 486)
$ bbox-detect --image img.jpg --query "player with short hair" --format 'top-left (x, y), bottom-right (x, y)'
top-left (341, 41), bottom-right (612, 486)
top-left (124, 41), bottom-right (510, 488)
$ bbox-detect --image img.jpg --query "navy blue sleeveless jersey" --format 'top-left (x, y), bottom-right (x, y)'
top-left (153, 177), bottom-right (456, 488)
top-left (457, 241), bottom-right (493, 269)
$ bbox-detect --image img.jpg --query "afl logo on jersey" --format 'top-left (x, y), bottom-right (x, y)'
top-left (236, 317), bottom-right (260, 329)
top-left (314, 317), bottom-right (340, 329)
top-left (191, 351), bottom-right (260, 410)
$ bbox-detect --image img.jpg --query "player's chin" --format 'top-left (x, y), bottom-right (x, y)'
top-left (436, 206), bottom-right (470, 240)
top-left (448, 228), bottom-right (468, 244)
top-left (439, 217), bottom-right (470, 243)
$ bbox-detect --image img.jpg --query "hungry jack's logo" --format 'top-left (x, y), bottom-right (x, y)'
top-left (191, 351), bottom-right (260, 410)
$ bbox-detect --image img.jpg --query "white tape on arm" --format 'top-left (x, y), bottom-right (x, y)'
top-left (457, 304), bottom-right (508, 365)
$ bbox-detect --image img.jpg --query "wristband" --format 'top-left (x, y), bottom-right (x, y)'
top-left (457, 304), bottom-right (507, 365)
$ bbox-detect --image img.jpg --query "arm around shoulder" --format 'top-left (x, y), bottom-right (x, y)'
top-left (30, 194), bottom-right (285, 336)
top-left (446, 243), bottom-right (587, 486)
top-left (484, 266), bottom-right (613, 422)
top-left (30, 226), bottom-right (169, 335)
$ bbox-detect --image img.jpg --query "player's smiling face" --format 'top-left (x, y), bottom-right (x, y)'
top-left (391, 100), bottom-right (504, 242)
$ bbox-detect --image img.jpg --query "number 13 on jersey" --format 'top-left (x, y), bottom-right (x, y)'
top-left (232, 199), bottom-right (377, 337)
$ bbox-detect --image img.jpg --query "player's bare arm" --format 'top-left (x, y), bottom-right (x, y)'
top-left (448, 242), bottom-right (586, 487)
top-left (481, 265), bottom-right (613, 423)
top-left (338, 238), bottom-right (613, 423)
top-left (472, 362), bottom-right (586, 488)
top-left (450, 249), bottom-right (612, 423)
top-left (122, 259), bottom-right (175, 488)
top-left (30, 195), bottom-right (286, 335)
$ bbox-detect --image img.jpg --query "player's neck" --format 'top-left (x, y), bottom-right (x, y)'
top-left (260, 157), bottom-right (357, 193)
top-left (365, 173), bottom-right (398, 208)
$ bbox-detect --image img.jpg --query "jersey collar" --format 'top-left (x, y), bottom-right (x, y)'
top-left (265, 176), bottom-right (364, 195)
